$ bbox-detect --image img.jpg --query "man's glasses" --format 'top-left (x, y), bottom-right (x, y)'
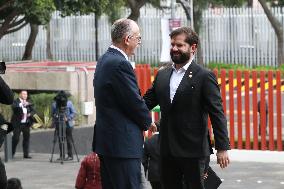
top-left (128, 35), bottom-right (142, 42)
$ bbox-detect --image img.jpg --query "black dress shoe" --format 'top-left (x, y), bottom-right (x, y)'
top-left (24, 156), bottom-right (32, 159)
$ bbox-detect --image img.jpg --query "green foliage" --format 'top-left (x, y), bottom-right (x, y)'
top-left (270, 0), bottom-right (284, 6)
top-left (209, 0), bottom-right (246, 7)
top-left (148, 0), bottom-right (161, 8)
top-left (24, 0), bottom-right (56, 25)
top-left (207, 62), bottom-right (248, 70)
top-left (104, 0), bottom-right (125, 22)
top-left (279, 64), bottom-right (284, 71)
top-left (0, 0), bottom-right (55, 25)
top-left (207, 62), bottom-right (284, 71)
top-left (0, 104), bottom-right (12, 121)
top-left (32, 107), bottom-right (53, 129)
top-left (55, 0), bottom-right (110, 17)
top-left (29, 93), bottom-right (56, 122)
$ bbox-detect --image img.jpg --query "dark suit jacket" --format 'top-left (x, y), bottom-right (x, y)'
top-left (143, 134), bottom-right (160, 182)
top-left (0, 76), bottom-right (14, 105)
top-left (93, 47), bottom-right (152, 158)
top-left (144, 61), bottom-right (230, 157)
top-left (11, 98), bottom-right (35, 128)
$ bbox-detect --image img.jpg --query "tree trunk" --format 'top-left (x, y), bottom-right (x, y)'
top-left (126, 0), bottom-right (145, 21)
top-left (258, 0), bottom-right (284, 66)
top-left (193, 3), bottom-right (204, 66)
top-left (95, 14), bottom-right (99, 60)
top-left (177, 0), bottom-right (193, 27)
top-left (46, 22), bottom-right (53, 60)
top-left (247, 0), bottom-right (253, 7)
top-left (22, 24), bottom-right (38, 60)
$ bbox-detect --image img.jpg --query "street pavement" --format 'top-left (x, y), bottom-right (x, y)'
top-left (2, 150), bottom-right (284, 189)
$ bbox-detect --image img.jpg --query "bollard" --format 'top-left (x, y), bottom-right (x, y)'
top-left (4, 133), bottom-right (12, 162)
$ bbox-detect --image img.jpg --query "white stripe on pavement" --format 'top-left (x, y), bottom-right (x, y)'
top-left (211, 149), bottom-right (284, 163)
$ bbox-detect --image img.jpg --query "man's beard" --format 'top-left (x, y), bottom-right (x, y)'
top-left (170, 50), bottom-right (190, 65)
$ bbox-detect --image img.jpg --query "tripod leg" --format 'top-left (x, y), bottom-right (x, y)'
top-left (50, 129), bottom-right (58, 162)
top-left (59, 122), bottom-right (65, 164)
top-left (70, 136), bottom-right (80, 162)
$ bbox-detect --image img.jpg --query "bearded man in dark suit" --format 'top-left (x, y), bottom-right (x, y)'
top-left (143, 27), bottom-right (230, 189)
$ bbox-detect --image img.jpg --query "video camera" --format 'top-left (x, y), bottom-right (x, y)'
top-left (54, 91), bottom-right (68, 111)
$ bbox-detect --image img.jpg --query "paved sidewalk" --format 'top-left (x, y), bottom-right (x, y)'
top-left (4, 153), bottom-right (82, 189)
top-left (2, 150), bottom-right (284, 189)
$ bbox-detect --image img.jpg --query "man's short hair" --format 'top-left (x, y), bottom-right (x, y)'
top-left (169, 27), bottom-right (199, 46)
top-left (111, 18), bottom-right (133, 44)
top-left (7, 178), bottom-right (22, 189)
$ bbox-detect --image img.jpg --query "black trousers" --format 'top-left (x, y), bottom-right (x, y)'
top-left (150, 181), bottom-right (162, 189)
top-left (99, 156), bottom-right (141, 189)
top-left (12, 123), bottom-right (30, 157)
top-left (56, 125), bottom-right (73, 158)
top-left (161, 156), bottom-right (207, 189)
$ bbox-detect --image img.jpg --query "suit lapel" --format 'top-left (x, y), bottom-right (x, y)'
top-left (165, 68), bottom-right (173, 108)
top-left (171, 61), bottom-right (200, 105)
top-left (159, 66), bottom-right (173, 109)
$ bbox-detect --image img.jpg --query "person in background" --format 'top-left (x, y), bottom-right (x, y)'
top-left (7, 178), bottom-right (23, 189)
top-left (52, 91), bottom-right (76, 161)
top-left (75, 152), bottom-right (101, 189)
top-left (11, 90), bottom-right (35, 159)
top-left (143, 121), bottom-right (161, 189)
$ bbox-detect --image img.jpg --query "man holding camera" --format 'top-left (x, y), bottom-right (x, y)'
top-left (11, 90), bottom-right (35, 159)
top-left (51, 91), bottom-right (76, 161)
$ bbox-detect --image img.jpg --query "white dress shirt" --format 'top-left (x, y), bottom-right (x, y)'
top-left (19, 99), bottom-right (28, 123)
top-left (110, 45), bottom-right (129, 61)
top-left (169, 59), bottom-right (193, 103)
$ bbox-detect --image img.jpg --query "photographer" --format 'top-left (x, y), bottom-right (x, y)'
top-left (11, 90), bottom-right (35, 159)
top-left (0, 75), bottom-right (14, 188)
top-left (52, 91), bottom-right (76, 161)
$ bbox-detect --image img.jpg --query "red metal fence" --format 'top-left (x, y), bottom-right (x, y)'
top-left (135, 64), bottom-right (284, 151)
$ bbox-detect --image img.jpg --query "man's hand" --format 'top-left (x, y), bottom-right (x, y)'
top-left (148, 122), bottom-right (157, 133)
top-left (216, 150), bottom-right (230, 169)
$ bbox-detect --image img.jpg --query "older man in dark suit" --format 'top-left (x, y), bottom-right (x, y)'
top-left (93, 18), bottom-right (155, 189)
top-left (143, 27), bottom-right (230, 189)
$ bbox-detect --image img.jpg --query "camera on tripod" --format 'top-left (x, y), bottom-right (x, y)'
top-left (54, 91), bottom-right (68, 112)
top-left (50, 91), bottom-right (79, 163)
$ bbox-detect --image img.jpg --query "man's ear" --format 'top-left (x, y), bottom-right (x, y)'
top-left (191, 44), bottom-right (197, 54)
top-left (124, 35), bottom-right (130, 45)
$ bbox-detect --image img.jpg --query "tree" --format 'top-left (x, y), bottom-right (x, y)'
top-left (22, 0), bottom-right (55, 60)
top-left (259, 0), bottom-right (284, 66)
top-left (125, 0), bottom-right (160, 21)
top-left (0, 0), bottom-right (28, 39)
top-left (248, 0), bottom-right (253, 7)
top-left (177, 0), bottom-right (245, 65)
top-left (0, 0), bottom-right (54, 40)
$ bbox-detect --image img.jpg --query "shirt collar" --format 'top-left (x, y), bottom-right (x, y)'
top-left (110, 45), bottom-right (129, 61)
top-left (172, 57), bottom-right (193, 72)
